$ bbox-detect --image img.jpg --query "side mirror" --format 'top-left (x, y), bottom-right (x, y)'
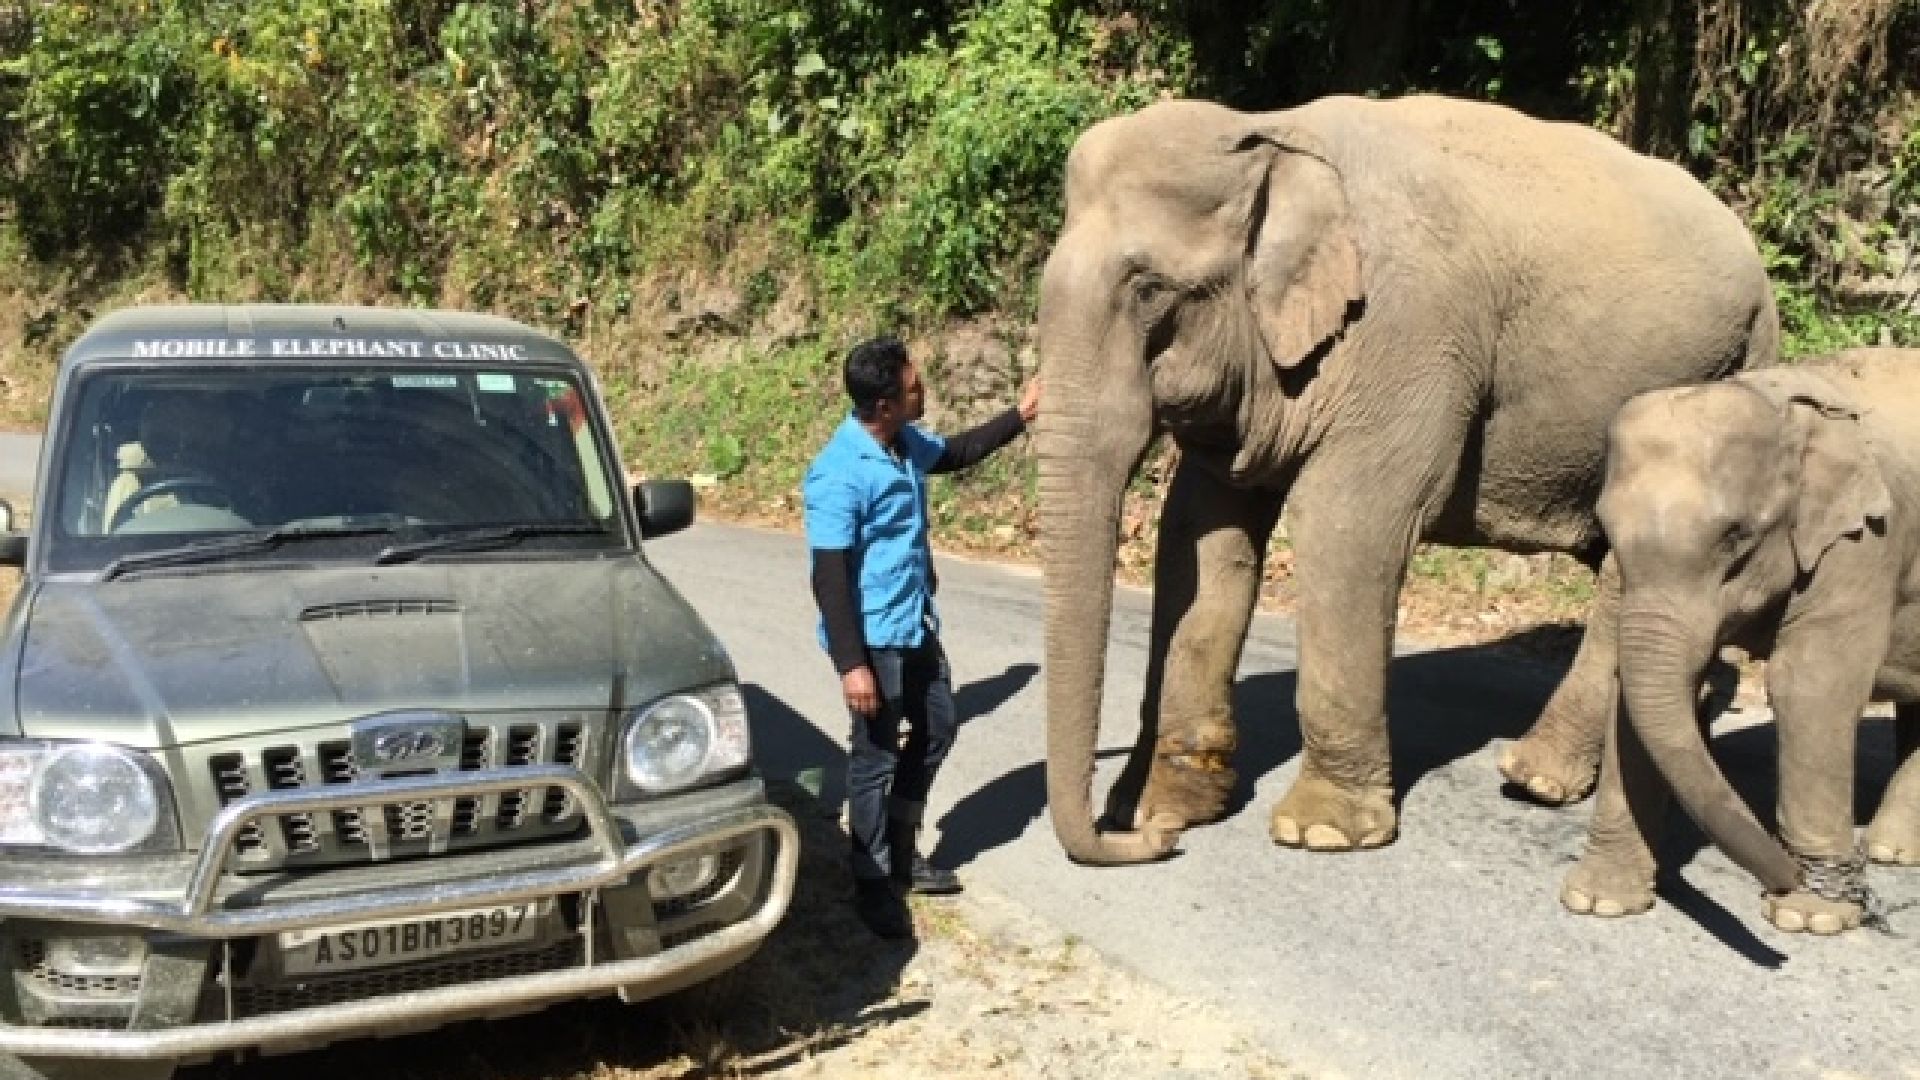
top-left (0, 499), bottom-right (22, 567)
top-left (634, 480), bottom-right (695, 539)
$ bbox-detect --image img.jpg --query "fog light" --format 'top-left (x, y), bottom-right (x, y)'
top-left (46, 935), bottom-right (146, 979)
top-left (651, 854), bottom-right (720, 900)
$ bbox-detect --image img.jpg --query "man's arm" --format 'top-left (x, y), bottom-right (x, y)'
top-left (929, 407), bottom-right (1024, 474)
top-left (929, 378), bottom-right (1041, 474)
top-left (810, 548), bottom-right (868, 674)
top-left (811, 547), bottom-right (880, 716)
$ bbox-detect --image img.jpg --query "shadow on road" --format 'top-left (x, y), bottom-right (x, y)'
top-left (954, 661), bottom-right (1038, 728)
top-left (934, 625), bottom-right (1912, 961)
top-left (937, 625), bottom-right (1579, 875)
top-left (186, 683), bottom-right (917, 1080)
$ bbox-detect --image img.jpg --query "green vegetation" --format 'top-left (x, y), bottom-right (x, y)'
top-left (1, 1), bottom-right (1914, 612)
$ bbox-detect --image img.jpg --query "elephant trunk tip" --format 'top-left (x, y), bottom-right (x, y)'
top-left (1754, 848), bottom-right (1805, 897)
top-left (1054, 817), bottom-right (1181, 866)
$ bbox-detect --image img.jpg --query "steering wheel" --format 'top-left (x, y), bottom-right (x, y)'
top-left (110, 475), bottom-right (239, 532)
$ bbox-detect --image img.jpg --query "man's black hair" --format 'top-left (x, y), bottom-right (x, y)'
top-left (845, 336), bottom-right (909, 419)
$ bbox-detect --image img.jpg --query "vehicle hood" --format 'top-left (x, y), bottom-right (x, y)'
top-left (11, 559), bottom-right (732, 748)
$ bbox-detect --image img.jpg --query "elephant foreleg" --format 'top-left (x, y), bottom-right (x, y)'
top-left (1268, 464), bottom-right (1423, 851)
top-left (1500, 555), bottom-right (1621, 804)
top-left (1762, 626), bottom-right (1883, 934)
top-left (1105, 455), bottom-right (1279, 836)
top-left (1865, 702), bottom-right (1920, 866)
top-left (1562, 696), bottom-right (1670, 917)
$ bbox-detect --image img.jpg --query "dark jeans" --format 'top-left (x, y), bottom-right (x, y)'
top-left (846, 637), bottom-right (955, 883)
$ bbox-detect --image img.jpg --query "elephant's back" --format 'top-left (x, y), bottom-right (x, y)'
top-left (1821, 349), bottom-right (1920, 419)
top-left (1301, 94), bottom-right (1759, 270)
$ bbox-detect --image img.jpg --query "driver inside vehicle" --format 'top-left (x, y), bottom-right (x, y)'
top-left (102, 389), bottom-right (251, 532)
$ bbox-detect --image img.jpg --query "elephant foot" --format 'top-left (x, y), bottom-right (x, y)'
top-left (1865, 813), bottom-right (1920, 866)
top-left (1269, 772), bottom-right (1395, 851)
top-left (1497, 736), bottom-right (1597, 806)
top-left (1135, 755), bottom-right (1235, 830)
top-left (1114, 729), bottom-right (1237, 835)
top-left (1559, 858), bottom-right (1654, 918)
top-left (1763, 890), bottom-right (1863, 935)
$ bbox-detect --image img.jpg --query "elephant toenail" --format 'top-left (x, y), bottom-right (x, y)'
top-left (1271, 817), bottom-right (1301, 846)
top-left (1303, 824), bottom-right (1351, 850)
top-left (1867, 841), bottom-right (1915, 865)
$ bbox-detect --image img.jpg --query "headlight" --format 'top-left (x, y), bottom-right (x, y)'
top-left (0, 742), bottom-right (173, 853)
top-left (621, 683), bottom-right (751, 795)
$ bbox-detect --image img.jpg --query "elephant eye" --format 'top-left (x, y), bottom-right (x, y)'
top-left (1130, 274), bottom-right (1172, 310)
top-left (1130, 275), bottom-right (1181, 347)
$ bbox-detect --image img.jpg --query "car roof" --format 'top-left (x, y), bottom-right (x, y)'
top-left (60, 304), bottom-right (583, 371)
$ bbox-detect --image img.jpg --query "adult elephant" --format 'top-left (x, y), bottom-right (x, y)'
top-left (1036, 94), bottom-right (1778, 864)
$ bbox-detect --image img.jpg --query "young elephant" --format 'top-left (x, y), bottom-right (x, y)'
top-left (1564, 348), bottom-right (1920, 934)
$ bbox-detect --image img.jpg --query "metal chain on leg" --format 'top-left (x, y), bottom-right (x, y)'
top-left (1793, 848), bottom-right (1896, 934)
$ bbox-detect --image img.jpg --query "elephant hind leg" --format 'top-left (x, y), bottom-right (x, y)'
top-left (1501, 556), bottom-right (1619, 804)
top-left (1865, 702), bottom-right (1920, 865)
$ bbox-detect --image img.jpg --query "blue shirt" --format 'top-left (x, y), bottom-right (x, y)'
top-left (803, 413), bottom-right (948, 650)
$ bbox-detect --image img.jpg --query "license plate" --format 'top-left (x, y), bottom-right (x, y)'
top-left (278, 901), bottom-right (550, 976)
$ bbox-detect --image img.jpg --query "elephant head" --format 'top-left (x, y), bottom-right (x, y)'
top-left (1036, 101), bottom-right (1365, 864)
top-left (1598, 370), bottom-right (1891, 893)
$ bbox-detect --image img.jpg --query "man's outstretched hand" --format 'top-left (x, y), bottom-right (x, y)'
top-left (1019, 377), bottom-right (1042, 426)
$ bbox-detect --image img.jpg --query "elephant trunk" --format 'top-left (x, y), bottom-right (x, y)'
top-left (1618, 602), bottom-right (1801, 894)
top-left (1037, 378), bottom-right (1172, 865)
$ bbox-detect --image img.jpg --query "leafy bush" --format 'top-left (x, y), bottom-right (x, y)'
top-left (1, 4), bottom-right (189, 257)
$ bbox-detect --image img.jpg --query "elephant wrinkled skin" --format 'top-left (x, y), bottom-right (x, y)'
top-left (1564, 349), bottom-right (1920, 935)
top-left (1034, 94), bottom-right (1779, 865)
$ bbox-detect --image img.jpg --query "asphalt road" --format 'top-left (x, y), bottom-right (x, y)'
top-left (0, 432), bottom-right (35, 505)
top-left (647, 520), bottom-right (1920, 1080)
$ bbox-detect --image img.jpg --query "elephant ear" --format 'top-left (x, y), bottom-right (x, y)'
top-left (1238, 127), bottom-right (1365, 371)
top-left (1788, 399), bottom-right (1891, 576)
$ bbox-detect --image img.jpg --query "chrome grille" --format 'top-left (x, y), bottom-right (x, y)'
top-left (265, 745), bottom-right (320, 855)
top-left (209, 753), bottom-right (265, 854)
top-left (204, 716), bottom-right (596, 873)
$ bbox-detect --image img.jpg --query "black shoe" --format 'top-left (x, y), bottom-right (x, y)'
top-left (886, 819), bottom-right (964, 896)
top-left (904, 853), bottom-right (962, 895)
top-left (853, 880), bottom-right (913, 940)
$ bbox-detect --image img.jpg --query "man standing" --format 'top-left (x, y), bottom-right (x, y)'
top-left (804, 335), bottom-right (1041, 939)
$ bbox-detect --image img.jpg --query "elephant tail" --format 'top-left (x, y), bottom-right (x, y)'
top-left (1741, 283), bottom-right (1782, 373)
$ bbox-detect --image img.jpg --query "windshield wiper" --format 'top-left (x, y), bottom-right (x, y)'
top-left (372, 523), bottom-right (610, 565)
top-left (102, 525), bottom-right (403, 582)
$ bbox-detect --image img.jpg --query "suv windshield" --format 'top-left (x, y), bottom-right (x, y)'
top-left (44, 365), bottom-right (627, 575)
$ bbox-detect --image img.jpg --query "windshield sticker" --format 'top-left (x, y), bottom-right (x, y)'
top-left (391, 374), bottom-right (460, 389)
top-left (476, 372), bottom-right (517, 393)
top-left (128, 339), bottom-right (534, 360)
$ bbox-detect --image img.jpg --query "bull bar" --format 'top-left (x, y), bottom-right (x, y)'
top-left (0, 764), bottom-right (800, 1061)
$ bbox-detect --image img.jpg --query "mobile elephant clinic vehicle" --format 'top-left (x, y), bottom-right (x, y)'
top-left (0, 306), bottom-right (797, 1079)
